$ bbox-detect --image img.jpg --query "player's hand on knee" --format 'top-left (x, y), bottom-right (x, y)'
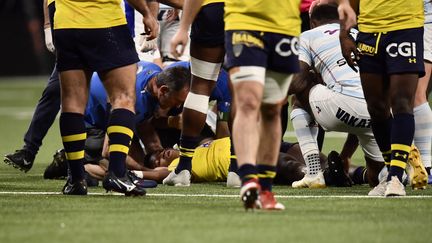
top-left (44, 27), bottom-right (55, 53)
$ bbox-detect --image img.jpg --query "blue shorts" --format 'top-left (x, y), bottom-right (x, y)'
top-left (190, 3), bottom-right (224, 46)
top-left (356, 27), bottom-right (425, 77)
top-left (54, 25), bottom-right (139, 72)
top-left (225, 30), bottom-right (299, 74)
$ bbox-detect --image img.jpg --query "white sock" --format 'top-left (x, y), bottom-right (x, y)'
top-left (290, 108), bottom-right (321, 175)
top-left (414, 102), bottom-right (432, 168)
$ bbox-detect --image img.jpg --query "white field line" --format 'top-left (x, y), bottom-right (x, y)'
top-left (0, 191), bottom-right (431, 199)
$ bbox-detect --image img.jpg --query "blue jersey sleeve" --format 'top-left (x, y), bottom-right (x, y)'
top-left (85, 73), bottom-right (110, 129)
top-left (134, 61), bottom-right (162, 123)
top-left (211, 69), bottom-right (231, 113)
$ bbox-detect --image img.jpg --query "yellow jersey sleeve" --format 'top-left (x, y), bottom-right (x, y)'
top-left (167, 138), bottom-right (231, 182)
top-left (202, 0), bottom-right (224, 6)
top-left (54, 0), bottom-right (127, 29)
top-left (47, 0), bottom-right (55, 6)
top-left (224, 0), bottom-right (301, 37)
top-left (358, 0), bottom-right (424, 33)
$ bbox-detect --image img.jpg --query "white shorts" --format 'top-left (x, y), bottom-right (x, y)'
top-left (424, 23), bottom-right (432, 63)
top-left (309, 84), bottom-right (383, 161)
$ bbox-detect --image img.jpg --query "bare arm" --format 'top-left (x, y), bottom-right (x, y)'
top-left (126, 0), bottom-right (159, 39)
top-left (137, 119), bottom-right (164, 154)
top-left (142, 167), bottom-right (170, 182)
top-left (170, 0), bottom-right (205, 58)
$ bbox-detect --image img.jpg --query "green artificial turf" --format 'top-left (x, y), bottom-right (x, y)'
top-left (0, 78), bottom-right (431, 243)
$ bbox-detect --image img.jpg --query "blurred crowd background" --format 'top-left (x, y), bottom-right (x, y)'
top-left (0, 0), bottom-right (55, 76)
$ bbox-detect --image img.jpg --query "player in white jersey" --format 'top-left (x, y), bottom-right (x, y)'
top-left (289, 4), bottom-right (385, 191)
top-left (412, 0), bottom-right (432, 184)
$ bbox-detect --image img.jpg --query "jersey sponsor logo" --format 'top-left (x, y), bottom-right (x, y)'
top-left (357, 43), bottom-right (376, 56)
top-left (231, 31), bottom-right (264, 49)
top-left (335, 107), bottom-right (371, 128)
top-left (386, 42), bottom-right (417, 58)
top-left (394, 152), bottom-right (408, 160)
top-left (324, 29), bottom-right (338, 35)
top-left (275, 37), bottom-right (299, 57)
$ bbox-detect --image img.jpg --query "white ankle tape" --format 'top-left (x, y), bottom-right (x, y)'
top-left (190, 57), bottom-right (222, 81)
top-left (184, 92), bottom-right (210, 114)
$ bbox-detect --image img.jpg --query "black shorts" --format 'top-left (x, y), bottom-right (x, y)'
top-left (54, 24), bottom-right (139, 72)
top-left (356, 27), bottom-right (425, 77)
top-left (225, 30), bottom-right (300, 73)
top-left (190, 3), bottom-right (224, 46)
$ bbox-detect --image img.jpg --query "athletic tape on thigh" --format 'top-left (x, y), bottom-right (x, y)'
top-left (190, 57), bottom-right (222, 81)
top-left (230, 66), bottom-right (265, 85)
top-left (263, 71), bottom-right (293, 104)
top-left (184, 92), bottom-right (210, 114)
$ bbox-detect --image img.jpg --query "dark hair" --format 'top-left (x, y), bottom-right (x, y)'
top-left (310, 4), bottom-right (339, 23)
top-left (156, 66), bottom-right (191, 92)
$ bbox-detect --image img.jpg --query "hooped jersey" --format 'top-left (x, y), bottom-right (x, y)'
top-left (299, 23), bottom-right (364, 99)
top-left (54, 0), bottom-right (126, 29)
top-left (358, 0), bottom-right (424, 33)
top-left (224, 0), bottom-right (301, 37)
top-left (168, 137), bottom-right (231, 182)
top-left (85, 61), bottom-right (161, 129)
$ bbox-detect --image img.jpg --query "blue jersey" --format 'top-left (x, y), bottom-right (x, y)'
top-left (84, 61), bottom-right (162, 129)
top-left (166, 61), bottom-right (232, 112)
top-left (299, 23), bottom-right (364, 99)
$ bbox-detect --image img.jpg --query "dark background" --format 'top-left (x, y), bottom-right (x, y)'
top-left (0, 0), bottom-right (55, 76)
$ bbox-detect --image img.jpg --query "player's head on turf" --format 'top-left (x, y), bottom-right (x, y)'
top-left (155, 65), bottom-right (191, 109)
top-left (309, 3), bottom-right (339, 29)
top-left (148, 148), bottom-right (180, 168)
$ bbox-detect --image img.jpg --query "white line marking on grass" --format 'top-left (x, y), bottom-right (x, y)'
top-left (0, 191), bottom-right (431, 199)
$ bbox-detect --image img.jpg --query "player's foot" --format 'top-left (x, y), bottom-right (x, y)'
top-left (103, 171), bottom-right (146, 196)
top-left (127, 171), bottom-right (157, 188)
top-left (292, 172), bottom-right (326, 188)
top-left (4, 149), bottom-right (35, 173)
top-left (407, 145), bottom-right (428, 190)
top-left (44, 149), bottom-right (68, 179)
top-left (327, 150), bottom-right (352, 187)
top-left (239, 179), bottom-right (260, 211)
top-left (62, 178), bottom-right (88, 195)
top-left (162, 170), bottom-right (191, 186)
top-left (257, 190), bottom-right (285, 211)
top-left (384, 176), bottom-right (406, 197)
top-left (226, 172), bottom-right (241, 188)
top-left (368, 178), bottom-right (387, 196)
